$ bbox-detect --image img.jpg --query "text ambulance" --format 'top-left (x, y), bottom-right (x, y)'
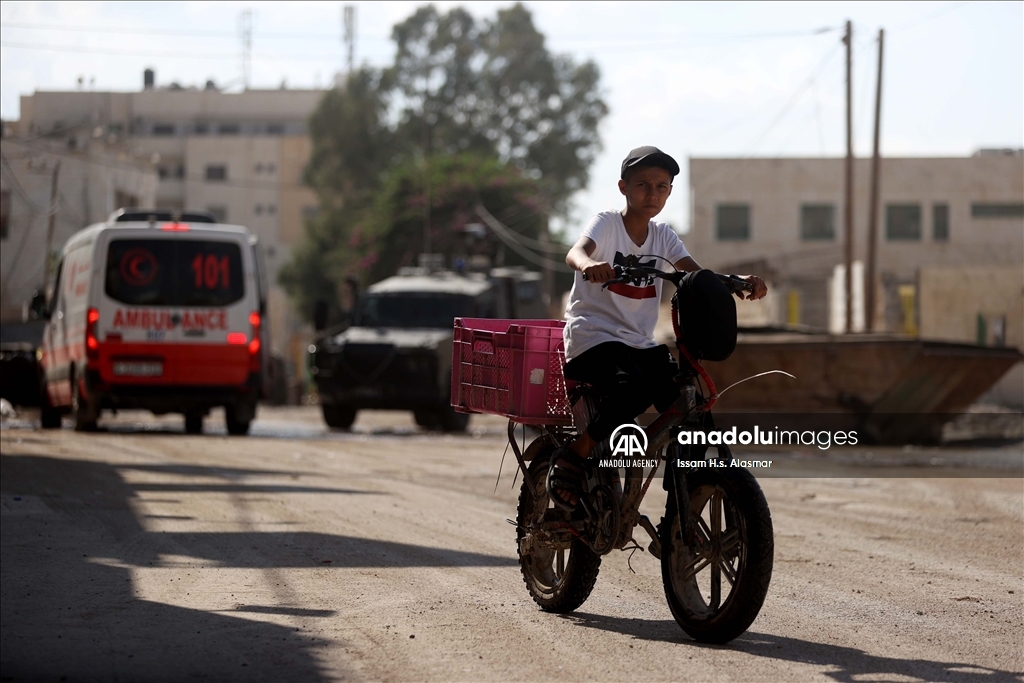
top-left (38, 210), bottom-right (268, 434)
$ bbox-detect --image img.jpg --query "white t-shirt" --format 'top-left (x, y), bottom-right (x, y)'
top-left (563, 211), bottom-right (690, 360)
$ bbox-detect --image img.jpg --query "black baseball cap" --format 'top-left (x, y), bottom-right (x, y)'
top-left (620, 146), bottom-right (680, 179)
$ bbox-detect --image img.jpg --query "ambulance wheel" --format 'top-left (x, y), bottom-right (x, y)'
top-left (39, 376), bottom-right (62, 430)
top-left (225, 413), bottom-right (251, 436)
top-left (184, 413), bottom-right (203, 434)
top-left (225, 400), bottom-right (255, 436)
top-left (71, 373), bottom-right (98, 432)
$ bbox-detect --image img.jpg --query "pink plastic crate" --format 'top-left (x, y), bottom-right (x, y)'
top-left (451, 318), bottom-right (574, 425)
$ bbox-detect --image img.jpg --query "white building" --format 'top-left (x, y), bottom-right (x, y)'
top-left (687, 151), bottom-right (1024, 405)
top-left (0, 137), bottom-right (157, 323)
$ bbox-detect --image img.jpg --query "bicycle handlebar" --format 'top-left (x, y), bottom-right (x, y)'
top-left (582, 265), bottom-right (754, 294)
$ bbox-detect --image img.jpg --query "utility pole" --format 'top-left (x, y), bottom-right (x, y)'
top-left (43, 161), bottom-right (61, 290)
top-left (865, 29), bottom-right (885, 333)
top-left (240, 9), bottom-right (253, 90)
top-left (343, 6), bottom-right (356, 77)
top-left (423, 115), bottom-right (431, 256)
top-left (843, 20), bottom-right (854, 334)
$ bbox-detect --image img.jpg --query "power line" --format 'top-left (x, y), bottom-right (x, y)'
top-left (0, 20), bottom-right (383, 41)
top-left (475, 203), bottom-right (571, 272)
top-left (0, 41), bottom-right (343, 62)
top-left (894, 1), bottom-right (972, 31)
top-left (1, 19), bottom-right (840, 43)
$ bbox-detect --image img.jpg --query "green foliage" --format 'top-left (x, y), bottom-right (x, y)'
top-left (282, 2), bottom-right (607, 321)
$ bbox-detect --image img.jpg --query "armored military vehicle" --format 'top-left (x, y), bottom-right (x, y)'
top-left (310, 262), bottom-right (546, 432)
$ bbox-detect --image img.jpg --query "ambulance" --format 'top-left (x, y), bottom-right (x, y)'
top-left (38, 209), bottom-right (268, 434)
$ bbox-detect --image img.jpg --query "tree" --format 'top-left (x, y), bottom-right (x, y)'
top-left (282, 2), bottom-right (607, 321)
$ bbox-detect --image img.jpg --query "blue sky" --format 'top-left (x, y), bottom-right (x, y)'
top-left (2, 1), bottom-right (1021, 237)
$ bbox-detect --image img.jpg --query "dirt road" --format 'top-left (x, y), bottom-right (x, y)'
top-left (2, 406), bottom-right (1021, 682)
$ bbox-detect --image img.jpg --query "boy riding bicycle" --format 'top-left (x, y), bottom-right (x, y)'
top-left (549, 146), bottom-right (768, 510)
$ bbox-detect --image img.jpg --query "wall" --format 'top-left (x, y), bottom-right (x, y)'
top-left (0, 138), bottom-right (157, 322)
top-left (688, 155), bottom-right (1024, 333)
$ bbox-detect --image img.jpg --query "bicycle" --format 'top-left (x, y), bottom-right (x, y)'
top-left (453, 263), bottom-right (774, 644)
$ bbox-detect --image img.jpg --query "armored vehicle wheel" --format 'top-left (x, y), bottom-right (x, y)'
top-left (517, 448), bottom-right (601, 613)
top-left (661, 467), bottom-right (773, 644)
top-left (437, 405), bottom-right (469, 433)
top-left (323, 403), bottom-right (356, 430)
top-left (413, 409), bottom-right (441, 430)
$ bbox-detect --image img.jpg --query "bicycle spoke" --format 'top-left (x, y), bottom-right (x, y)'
top-left (711, 491), bottom-right (722, 538)
top-left (695, 515), bottom-right (712, 546)
top-left (555, 548), bottom-right (565, 580)
top-left (711, 562), bottom-right (721, 609)
top-left (681, 556), bottom-right (711, 584)
top-left (720, 528), bottom-right (741, 556)
top-left (718, 558), bottom-right (737, 586)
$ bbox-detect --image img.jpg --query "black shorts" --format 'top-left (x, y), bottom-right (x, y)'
top-left (562, 341), bottom-right (680, 442)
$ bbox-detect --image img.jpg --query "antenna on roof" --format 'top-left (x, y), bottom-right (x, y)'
top-left (239, 9), bottom-right (253, 90)
top-left (343, 6), bottom-right (356, 79)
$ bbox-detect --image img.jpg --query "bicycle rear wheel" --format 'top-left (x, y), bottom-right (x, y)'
top-left (661, 466), bottom-right (773, 643)
top-left (517, 445), bottom-right (601, 613)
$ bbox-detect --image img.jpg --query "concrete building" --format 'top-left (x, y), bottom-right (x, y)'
top-left (687, 152), bottom-right (1024, 405)
top-left (0, 137), bottom-right (157, 323)
top-left (11, 75), bottom-right (326, 395)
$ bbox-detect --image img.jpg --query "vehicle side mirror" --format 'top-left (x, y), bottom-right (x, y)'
top-left (313, 299), bottom-right (328, 332)
top-left (29, 291), bottom-right (49, 321)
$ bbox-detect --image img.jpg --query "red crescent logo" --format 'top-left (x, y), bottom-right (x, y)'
top-left (120, 248), bottom-right (158, 287)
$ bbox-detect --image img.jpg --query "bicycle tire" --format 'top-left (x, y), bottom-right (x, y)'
top-left (661, 466), bottom-right (773, 643)
top-left (517, 445), bottom-right (601, 613)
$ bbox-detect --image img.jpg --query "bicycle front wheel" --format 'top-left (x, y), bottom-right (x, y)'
top-left (661, 466), bottom-right (774, 643)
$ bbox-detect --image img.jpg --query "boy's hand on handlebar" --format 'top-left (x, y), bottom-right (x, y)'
top-left (736, 275), bottom-right (768, 300)
top-left (581, 261), bottom-right (617, 284)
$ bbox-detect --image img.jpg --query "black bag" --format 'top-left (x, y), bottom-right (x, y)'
top-left (673, 269), bottom-right (737, 361)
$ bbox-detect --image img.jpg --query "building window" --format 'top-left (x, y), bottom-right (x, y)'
top-left (266, 123), bottom-right (285, 135)
top-left (176, 165), bottom-right (184, 179)
top-left (886, 204), bottom-right (921, 241)
top-left (218, 123), bottom-right (240, 135)
top-left (933, 204), bottom-right (949, 241)
top-left (970, 203), bottom-right (1024, 218)
top-left (254, 204), bottom-right (264, 215)
top-left (158, 166), bottom-right (170, 179)
top-left (267, 204), bottom-right (276, 216)
top-left (151, 123), bottom-right (175, 136)
top-left (1, 190), bottom-right (9, 240)
top-left (266, 163), bottom-right (276, 174)
top-left (255, 162), bottom-right (264, 174)
top-left (194, 122), bottom-right (208, 135)
top-left (800, 204), bottom-right (835, 241)
top-left (205, 165), bottom-right (227, 182)
top-left (716, 204), bottom-right (750, 241)
top-left (207, 206), bottom-right (227, 223)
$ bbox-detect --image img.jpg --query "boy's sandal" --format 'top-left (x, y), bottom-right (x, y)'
top-left (546, 447), bottom-right (586, 512)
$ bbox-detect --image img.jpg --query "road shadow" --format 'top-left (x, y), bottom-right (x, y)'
top-left (0, 452), bottom-right (513, 681)
top-left (563, 612), bottom-right (1022, 683)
